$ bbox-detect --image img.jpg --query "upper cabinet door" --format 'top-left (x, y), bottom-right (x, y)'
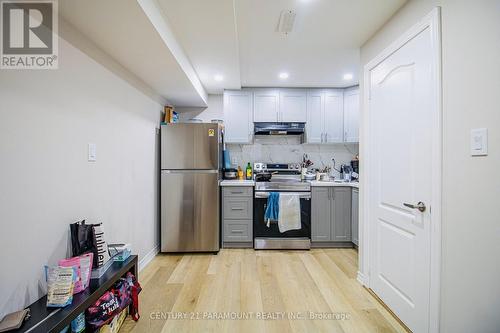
top-left (344, 87), bottom-right (360, 143)
top-left (280, 89), bottom-right (307, 123)
top-left (253, 89), bottom-right (280, 122)
top-left (323, 89), bottom-right (344, 143)
top-left (223, 90), bottom-right (253, 143)
top-left (306, 89), bottom-right (324, 143)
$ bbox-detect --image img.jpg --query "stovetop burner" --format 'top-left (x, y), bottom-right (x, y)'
top-left (254, 163), bottom-right (310, 191)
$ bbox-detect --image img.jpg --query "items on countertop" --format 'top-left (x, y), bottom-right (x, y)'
top-left (245, 162), bottom-right (253, 180)
top-left (223, 168), bottom-right (238, 180)
top-left (237, 166), bottom-right (244, 180)
top-left (223, 150), bottom-right (231, 169)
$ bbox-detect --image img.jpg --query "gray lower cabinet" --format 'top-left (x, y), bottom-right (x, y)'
top-left (311, 186), bottom-right (352, 245)
top-left (332, 187), bottom-right (352, 241)
top-left (222, 187), bottom-right (253, 247)
top-left (311, 188), bottom-right (331, 241)
top-left (351, 188), bottom-right (359, 246)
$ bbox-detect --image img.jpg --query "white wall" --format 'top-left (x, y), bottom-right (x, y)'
top-left (0, 32), bottom-right (162, 317)
top-left (360, 1), bottom-right (500, 332)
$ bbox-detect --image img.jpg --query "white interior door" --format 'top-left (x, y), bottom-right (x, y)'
top-left (368, 24), bottom-right (437, 332)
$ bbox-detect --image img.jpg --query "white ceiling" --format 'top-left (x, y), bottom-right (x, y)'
top-left (161, 0), bottom-right (407, 93)
top-left (157, 0), bottom-right (241, 94)
top-left (60, 0), bottom-right (406, 106)
top-left (236, 0), bottom-right (407, 88)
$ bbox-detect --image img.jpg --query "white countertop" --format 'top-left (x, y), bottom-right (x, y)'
top-left (220, 180), bottom-right (255, 186)
top-left (220, 179), bottom-right (358, 188)
top-left (309, 180), bottom-right (359, 188)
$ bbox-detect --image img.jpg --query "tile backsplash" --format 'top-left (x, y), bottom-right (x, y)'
top-left (226, 136), bottom-right (358, 178)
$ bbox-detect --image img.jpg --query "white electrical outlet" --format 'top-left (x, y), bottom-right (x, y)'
top-left (88, 143), bottom-right (97, 162)
top-left (470, 128), bottom-right (487, 156)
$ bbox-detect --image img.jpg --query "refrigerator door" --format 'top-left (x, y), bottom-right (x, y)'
top-left (161, 170), bottom-right (219, 252)
top-left (161, 123), bottom-right (220, 170)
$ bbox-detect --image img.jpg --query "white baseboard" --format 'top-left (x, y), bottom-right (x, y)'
top-left (139, 244), bottom-right (160, 272)
top-left (357, 271), bottom-right (368, 286)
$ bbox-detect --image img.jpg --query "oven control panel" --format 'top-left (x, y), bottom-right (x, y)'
top-left (254, 163), bottom-right (301, 172)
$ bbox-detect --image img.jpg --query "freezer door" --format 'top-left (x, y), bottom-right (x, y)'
top-left (161, 123), bottom-right (220, 170)
top-left (161, 170), bottom-right (219, 252)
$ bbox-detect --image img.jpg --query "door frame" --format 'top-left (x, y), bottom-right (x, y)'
top-left (359, 7), bottom-right (442, 333)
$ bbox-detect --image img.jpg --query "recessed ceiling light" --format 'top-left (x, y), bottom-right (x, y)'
top-left (279, 72), bottom-right (289, 79)
top-left (214, 74), bottom-right (224, 82)
top-left (343, 73), bottom-right (353, 80)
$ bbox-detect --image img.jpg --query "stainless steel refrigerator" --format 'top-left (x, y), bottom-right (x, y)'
top-left (160, 123), bottom-right (221, 252)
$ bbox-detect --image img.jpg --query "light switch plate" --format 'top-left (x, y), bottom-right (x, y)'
top-left (88, 143), bottom-right (97, 162)
top-left (470, 128), bottom-right (487, 156)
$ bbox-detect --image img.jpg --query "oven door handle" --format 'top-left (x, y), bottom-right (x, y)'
top-left (255, 192), bottom-right (311, 199)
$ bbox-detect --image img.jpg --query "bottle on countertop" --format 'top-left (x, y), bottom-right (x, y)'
top-left (237, 166), bottom-right (244, 180)
top-left (245, 162), bottom-right (252, 180)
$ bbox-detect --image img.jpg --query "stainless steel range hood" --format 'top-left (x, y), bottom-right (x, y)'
top-left (254, 122), bottom-right (305, 136)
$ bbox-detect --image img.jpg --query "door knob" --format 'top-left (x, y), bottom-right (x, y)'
top-left (403, 201), bottom-right (426, 212)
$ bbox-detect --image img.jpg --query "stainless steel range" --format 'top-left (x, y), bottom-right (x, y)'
top-left (253, 163), bottom-right (311, 250)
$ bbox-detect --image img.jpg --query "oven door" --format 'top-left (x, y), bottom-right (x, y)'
top-left (253, 191), bottom-right (311, 239)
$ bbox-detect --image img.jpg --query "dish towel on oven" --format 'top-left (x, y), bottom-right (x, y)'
top-left (264, 192), bottom-right (280, 227)
top-left (278, 193), bottom-right (301, 233)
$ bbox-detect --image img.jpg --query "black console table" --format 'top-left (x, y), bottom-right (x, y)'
top-left (13, 255), bottom-right (138, 333)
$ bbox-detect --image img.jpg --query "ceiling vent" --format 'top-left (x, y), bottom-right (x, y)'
top-left (277, 10), bottom-right (296, 35)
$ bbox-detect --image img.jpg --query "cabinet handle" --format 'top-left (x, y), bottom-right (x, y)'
top-left (325, 133), bottom-right (328, 142)
top-left (231, 207), bottom-right (244, 211)
top-left (232, 230), bottom-right (244, 233)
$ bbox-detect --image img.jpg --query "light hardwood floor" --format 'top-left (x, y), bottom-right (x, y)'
top-left (121, 249), bottom-right (408, 333)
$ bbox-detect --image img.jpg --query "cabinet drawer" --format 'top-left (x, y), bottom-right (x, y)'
top-left (223, 220), bottom-right (252, 241)
top-left (223, 197), bottom-right (253, 219)
top-left (223, 187), bottom-right (253, 197)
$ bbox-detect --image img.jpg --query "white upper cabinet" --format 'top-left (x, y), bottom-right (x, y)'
top-left (306, 90), bottom-right (324, 143)
top-left (343, 87), bottom-right (360, 143)
top-left (306, 89), bottom-right (344, 143)
top-left (225, 87), bottom-right (359, 144)
top-left (324, 89), bottom-right (344, 143)
top-left (223, 90), bottom-right (253, 143)
top-left (253, 89), bottom-right (280, 122)
top-left (279, 89), bottom-right (307, 122)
